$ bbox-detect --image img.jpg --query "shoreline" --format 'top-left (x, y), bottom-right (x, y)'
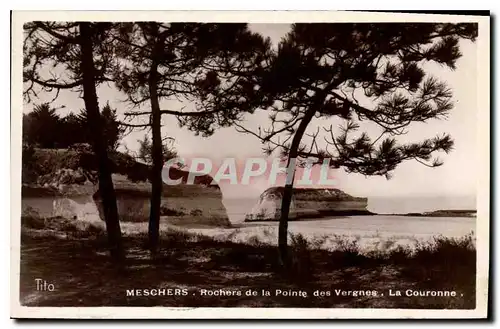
top-left (381, 209), bottom-right (476, 218)
top-left (244, 209), bottom-right (477, 222)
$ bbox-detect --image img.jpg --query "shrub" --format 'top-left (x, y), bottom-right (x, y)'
top-left (332, 236), bottom-right (360, 254)
top-left (21, 206), bottom-right (45, 230)
top-left (412, 234), bottom-right (475, 263)
top-left (262, 227), bottom-right (273, 238)
top-left (159, 205), bottom-right (185, 216)
top-left (21, 215), bottom-right (46, 230)
top-left (329, 235), bottom-right (364, 265)
top-left (21, 209), bottom-right (106, 238)
top-left (159, 228), bottom-right (204, 249)
top-left (310, 235), bottom-right (329, 250)
top-left (412, 233), bottom-right (476, 270)
top-left (206, 214), bottom-right (232, 228)
top-left (255, 213), bottom-right (266, 221)
top-left (225, 228), bottom-right (241, 241)
top-left (190, 209), bottom-right (203, 217)
top-left (248, 235), bottom-right (264, 247)
top-left (289, 233), bottom-right (314, 281)
top-left (386, 245), bottom-right (413, 263)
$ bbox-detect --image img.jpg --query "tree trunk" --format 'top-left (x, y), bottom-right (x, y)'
top-left (147, 34), bottom-right (166, 255)
top-left (79, 22), bottom-right (124, 262)
top-left (277, 159), bottom-right (295, 266)
top-left (278, 105), bottom-right (322, 266)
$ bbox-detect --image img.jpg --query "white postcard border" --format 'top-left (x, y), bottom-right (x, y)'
top-left (10, 10), bottom-right (490, 319)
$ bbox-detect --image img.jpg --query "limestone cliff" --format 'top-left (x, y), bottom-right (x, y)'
top-left (21, 146), bottom-right (230, 228)
top-left (92, 175), bottom-right (229, 227)
top-left (245, 187), bottom-right (371, 222)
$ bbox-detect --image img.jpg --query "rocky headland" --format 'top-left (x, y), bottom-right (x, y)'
top-left (244, 186), bottom-right (476, 221)
top-left (245, 186), bottom-right (372, 222)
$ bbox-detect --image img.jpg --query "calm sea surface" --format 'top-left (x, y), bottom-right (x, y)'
top-left (187, 195), bottom-right (478, 250)
top-left (222, 195), bottom-right (476, 223)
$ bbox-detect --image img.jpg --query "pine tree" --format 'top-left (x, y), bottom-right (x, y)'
top-left (114, 22), bottom-right (271, 254)
top-left (23, 21), bottom-right (124, 262)
top-left (231, 23), bottom-right (478, 266)
top-left (137, 134), bottom-right (178, 165)
top-left (22, 103), bottom-right (61, 148)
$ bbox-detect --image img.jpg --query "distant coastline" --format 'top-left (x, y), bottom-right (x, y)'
top-left (244, 209), bottom-right (476, 222)
top-left (245, 209), bottom-right (477, 222)
top-left (382, 209), bottom-right (477, 218)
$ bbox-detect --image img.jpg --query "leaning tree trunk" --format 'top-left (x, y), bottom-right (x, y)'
top-left (79, 22), bottom-right (124, 262)
top-left (278, 106), bottom-right (318, 266)
top-left (147, 34), bottom-right (166, 255)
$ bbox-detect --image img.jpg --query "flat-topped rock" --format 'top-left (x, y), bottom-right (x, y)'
top-left (245, 187), bottom-right (371, 222)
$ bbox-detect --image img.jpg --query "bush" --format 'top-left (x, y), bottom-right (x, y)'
top-left (160, 228), bottom-right (201, 249)
top-left (386, 245), bottom-right (413, 263)
top-left (412, 234), bottom-right (476, 271)
top-left (21, 216), bottom-right (46, 230)
top-left (289, 233), bottom-right (314, 281)
top-left (391, 234), bottom-right (476, 301)
top-left (21, 211), bottom-right (106, 238)
top-left (330, 235), bottom-right (361, 264)
top-left (224, 228), bottom-right (241, 241)
top-left (159, 205), bottom-right (185, 216)
top-left (248, 235), bottom-right (265, 247)
top-left (415, 234), bottom-right (475, 256)
top-left (190, 209), bottom-right (203, 217)
top-left (310, 235), bottom-right (329, 250)
top-left (21, 207), bottom-right (49, 229)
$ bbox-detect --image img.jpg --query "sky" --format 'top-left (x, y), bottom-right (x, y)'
top-left (23, 23), bottom-right (479, 200)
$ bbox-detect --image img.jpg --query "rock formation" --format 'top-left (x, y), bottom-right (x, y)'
top-left (92, 175), bottom-right (230, 227)
top-left (245, 187), bottom-right (371, 222)
top-left (21, 147), bottom-right (230, 228)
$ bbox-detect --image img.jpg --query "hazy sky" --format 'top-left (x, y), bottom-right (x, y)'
top-left (23, 23), bottom-right (479, 199)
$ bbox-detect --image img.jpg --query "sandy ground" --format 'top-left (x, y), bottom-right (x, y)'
top-left (177, 215), bottom-right (475, 254)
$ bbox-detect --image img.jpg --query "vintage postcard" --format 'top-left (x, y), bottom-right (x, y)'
top-left (10, 11), bottom-right (490, 319)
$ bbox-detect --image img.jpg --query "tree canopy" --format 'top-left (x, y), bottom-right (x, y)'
top-left (22, 102), bottom-right (123, 150)
top-left (234, 23), bottom-right (478, 177)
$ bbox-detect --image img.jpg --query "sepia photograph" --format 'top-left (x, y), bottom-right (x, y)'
top-left (10, 11), bottom-right (490, 319)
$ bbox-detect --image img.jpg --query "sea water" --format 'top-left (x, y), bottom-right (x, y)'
top-left (186, 195), bottom-right (477, 252)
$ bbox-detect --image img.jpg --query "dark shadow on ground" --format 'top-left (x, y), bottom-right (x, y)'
top-left (18, 230), bottom-right (476, 309)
